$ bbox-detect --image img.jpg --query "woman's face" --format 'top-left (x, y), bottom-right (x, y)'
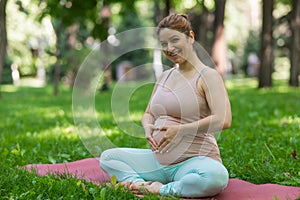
top-left (158, 28), bottom-right (194, 65)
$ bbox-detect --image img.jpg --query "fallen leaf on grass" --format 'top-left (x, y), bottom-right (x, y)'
top-left (290, 150), bottom-right (297, 159)
top-left (284, 172), bottom-right (291, 179)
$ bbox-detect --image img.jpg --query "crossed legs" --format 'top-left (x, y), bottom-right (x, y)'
top-left (100, 148), bottom-right (228, 198)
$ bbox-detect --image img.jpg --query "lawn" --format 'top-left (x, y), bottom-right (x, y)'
top-left (0, 77), bottom-right (299, 199)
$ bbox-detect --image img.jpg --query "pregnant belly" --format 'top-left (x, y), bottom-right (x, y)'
top-left (151, 116), bottom-right (189, 165)
top-left (152, 116), bottom-right (181, 144)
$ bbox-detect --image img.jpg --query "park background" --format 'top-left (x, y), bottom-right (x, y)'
top-left (0, 0), bottom-right (299, 199)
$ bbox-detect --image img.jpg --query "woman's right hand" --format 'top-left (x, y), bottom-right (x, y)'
top-left (144, 124), bottom-right (158, 151)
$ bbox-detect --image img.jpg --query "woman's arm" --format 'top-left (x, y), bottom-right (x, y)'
top-left (142, 109), bottom-right (157, 151)
top-left (141, 72), bottom-right (167, 150)
top-left (182, 68), bottom-right (232, 133)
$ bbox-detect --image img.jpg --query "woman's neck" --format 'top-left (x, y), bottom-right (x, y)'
top-left (177, 52), bottom-right (204, 73)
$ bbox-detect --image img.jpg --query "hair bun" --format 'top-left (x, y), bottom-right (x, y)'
top-left (179, 14), bottom-right (189, 20)
top-left (157, 13), bottom-right (192, 36)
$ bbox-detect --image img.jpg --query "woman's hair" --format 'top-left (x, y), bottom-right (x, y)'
top-left (157, 13), bottom-right (192, 36)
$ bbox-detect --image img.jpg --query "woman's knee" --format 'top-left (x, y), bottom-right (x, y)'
top-left (201, 169), bottom-right (229, 196)
top-left (99, 148), bottom-right (121, 168)
top-left (100, 148), bottom-right (121, 160)
top-left (100, 149), bottom-right (110, 162)
top-left (180, 169), bottom-right (228, 197)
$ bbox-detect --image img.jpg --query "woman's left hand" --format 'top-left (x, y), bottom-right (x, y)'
top-left (157, 125), bottom-right (182, 153)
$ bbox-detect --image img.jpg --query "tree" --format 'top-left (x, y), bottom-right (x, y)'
top-left (153, 0), bottom-right (172, 23)
top-left (36, 0), bottom-right (140, 95)
top-left (259, 0), bottom-right (274, 88)
top-left (0, 0), bottom-right (8, 99)
top-left (35, 0), bottom-right (103, 95)
top-left (197, 0), bottom-right (210, 49)
top-left (165, 0), bottom-right (172, 16)
top-left (211, 0), bottom-right (227, 79)
top-left (187, 0), bottom-right (211, 50)
top-left (52, 20), bottom-right (64, 96)
top-left (289, 0), bottom-right (300, 87)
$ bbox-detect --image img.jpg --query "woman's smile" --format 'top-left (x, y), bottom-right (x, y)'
top-left (167, 50), bottom-right (181, 57)
top-left (169, 49), bottom-right (181, 56)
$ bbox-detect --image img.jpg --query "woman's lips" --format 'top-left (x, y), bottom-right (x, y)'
top-left (168, 51), bottom-right (180, 57)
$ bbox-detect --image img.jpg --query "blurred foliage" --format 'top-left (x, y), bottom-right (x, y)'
top-left (47, 46), bottom-right (91, 85)
top-left (6, 0), bottom-right (56, 76)
top-left (2, 0), bottom-right (297, 85)
top-left (111, 2), bottom-right (152, 78)
top-left (275, 0), bottom-right (292, 6)
top-left (36, 0), bottom-right (99, 35)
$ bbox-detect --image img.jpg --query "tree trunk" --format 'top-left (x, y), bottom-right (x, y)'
top-left (211, 0), bottom-right (227, 79)
top-left (188, 0), bottom-right (209, 49)
top-left (64, 24), bottom-right (79, 87)
top-left (289, 0), bottom-right (300, 87)
top-left (165, 0), bottom-right (171, 16)
top-left (198, 2), bottom-right (209, 49)
top-left (53, 49), bottom-right (61, 96)
top-left (53, 21), bottom-right (63, 96)
top-left (258, 0), bottom-right (274, 88)
top-left (0, 0), bottom-right (8, 99)
top-left (153, 0), bottom-right (160, 25)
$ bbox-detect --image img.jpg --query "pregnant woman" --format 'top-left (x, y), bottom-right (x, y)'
top-left (100, 13), bottom-right (232, 198)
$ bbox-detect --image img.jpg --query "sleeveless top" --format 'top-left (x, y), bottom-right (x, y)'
top-left (149, 67), bottom-right (222, 165)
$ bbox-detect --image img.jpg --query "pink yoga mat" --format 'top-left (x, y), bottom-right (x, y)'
top-left (24, 158), bottom-right (300, 200)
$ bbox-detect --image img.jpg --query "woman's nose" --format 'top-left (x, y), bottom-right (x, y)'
top-left (167, 43), bottom-right (175, 51)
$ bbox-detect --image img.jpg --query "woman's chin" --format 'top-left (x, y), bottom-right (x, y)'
top-left (171, 57), bottom-right (186, 65)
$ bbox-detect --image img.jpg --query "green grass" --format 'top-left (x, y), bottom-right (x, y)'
top-left (224, 78), bottom-right (300, 186)
top-left (0, 77), bottom-right (299, 199)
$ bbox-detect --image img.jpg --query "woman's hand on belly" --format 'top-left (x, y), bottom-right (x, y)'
top-left (157, 125), bottom-right (182, 154)
top-left (144, 124), bottom-right (158, 151)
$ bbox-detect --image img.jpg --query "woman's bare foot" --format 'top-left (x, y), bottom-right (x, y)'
top-left (118, 181), bottom-right (163, 195)
top-left (144, 182), bottom-right (163, 194)
top-left (116, 181), bottom-right (132, 189)
top-left (129, 181), bottom-right (152, 190)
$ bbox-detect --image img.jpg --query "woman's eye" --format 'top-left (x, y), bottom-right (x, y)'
top-left (161, 43), bottom-right (167, 48)
top-left (171, 38), bottom-right (179, 43)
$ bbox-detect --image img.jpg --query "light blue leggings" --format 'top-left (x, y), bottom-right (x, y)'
top-left (100, 148), bottom-right (228, 198)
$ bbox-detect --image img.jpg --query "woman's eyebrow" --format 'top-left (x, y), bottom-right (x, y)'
top-left (170, 35), bottom-right (179, 39)
top-left (160, 35), bottom-right (180, 43)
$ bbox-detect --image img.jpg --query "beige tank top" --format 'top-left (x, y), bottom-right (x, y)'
top-left (149, 67), bottom-right (222, 165)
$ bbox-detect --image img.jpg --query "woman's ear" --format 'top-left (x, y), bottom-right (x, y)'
top-left (189, 31), bottom-right (195, 44)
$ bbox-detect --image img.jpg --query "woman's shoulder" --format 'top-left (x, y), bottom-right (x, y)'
top-left (196, 67), bottom-right (224, 89)
top-left (163, 67), bottom-right (176, 74)
top-left (198, 67), bottom-right (221, 79)
top-left (157, 67), bottom-right (175, 81)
